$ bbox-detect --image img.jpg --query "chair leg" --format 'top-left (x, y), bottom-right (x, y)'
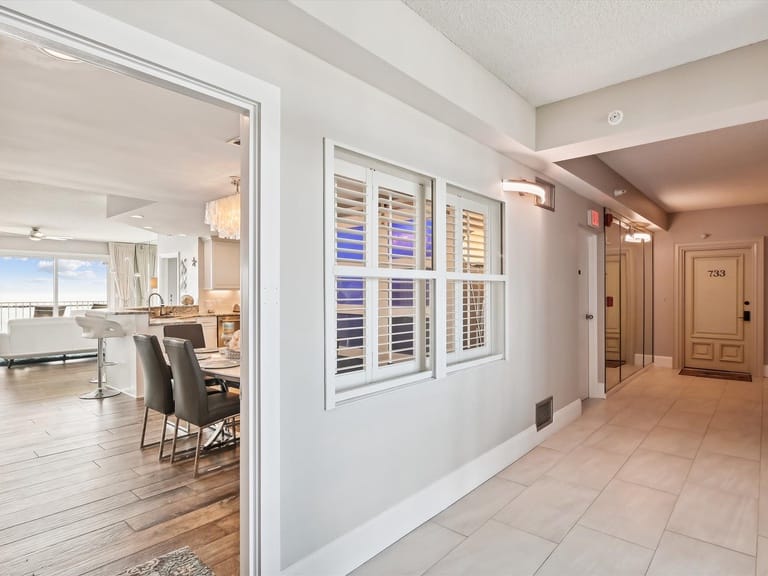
top-left (139, 406), bottom-right (149, 450)
top-left (158, 414), bottom-right (168, 461)
top-left (193, 427), bottom-right (203, 478)
top-left (170, 417), bottom-right (180, 464)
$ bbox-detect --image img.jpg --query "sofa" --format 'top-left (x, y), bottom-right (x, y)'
top-left (0, 317), bottom-right (96, 366)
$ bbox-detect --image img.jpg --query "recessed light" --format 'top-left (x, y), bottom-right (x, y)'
top-left (39, 47), bottom-right (81, 62)
top-left (143, 226), bottom-right (153, 230)
top-left (130, 214), bottom-right (144, 219)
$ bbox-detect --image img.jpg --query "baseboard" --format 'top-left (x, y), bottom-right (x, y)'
top-left (591, 384), bottom-right (606, 399)
top-left (633, 354), bottom-right (655, 367)
top-left (282, 398), bottom-right (583, 576)
top-left (654, 356), bottom-right (673, 368)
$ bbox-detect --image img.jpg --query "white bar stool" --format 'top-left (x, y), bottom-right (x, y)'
top-left (75, 316), bottom-right (125, 399)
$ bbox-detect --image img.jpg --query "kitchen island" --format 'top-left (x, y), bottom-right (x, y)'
top-left (93, 309), bottom-right (220, 398)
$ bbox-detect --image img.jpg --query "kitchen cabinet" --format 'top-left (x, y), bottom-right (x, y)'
top-left (203, 238), bottom-right (240, 290)
top-left (198, 316), bottom-right (218, 348)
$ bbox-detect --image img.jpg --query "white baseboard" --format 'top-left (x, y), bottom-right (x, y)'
top-left (654, 356), bottom-right (673, 368)
top-left (282, 398), bottom-right (583, 576)
top-left (591, 384), bottom-right (606, 399)
top-left (633, 354), bottom-right (655, 367)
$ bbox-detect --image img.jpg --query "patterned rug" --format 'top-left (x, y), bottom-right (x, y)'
top-left (679, 367), bottom-right (752, 382)
top-left (116, 547), bottom-right (214, 576)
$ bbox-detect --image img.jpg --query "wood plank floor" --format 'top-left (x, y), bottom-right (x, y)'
top-left (0, 359), bottom-right (239, 575)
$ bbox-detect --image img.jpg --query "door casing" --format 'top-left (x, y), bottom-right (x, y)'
top-left (674, 239), bottom-right (764, 378)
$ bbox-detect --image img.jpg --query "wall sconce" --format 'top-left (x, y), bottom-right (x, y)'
top-left (501, 179), bottom-right (547, 202)
top-left (150, 276), bottom-right (158, 290)
top-left (624, 232), bottom-right (652, 243)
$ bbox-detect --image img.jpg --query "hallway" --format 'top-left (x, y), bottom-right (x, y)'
top-left (352, 367), bottom-right (766, 575)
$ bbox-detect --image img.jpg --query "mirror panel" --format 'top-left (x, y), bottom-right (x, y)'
top-left (605, 211), bottom-right (622, 391)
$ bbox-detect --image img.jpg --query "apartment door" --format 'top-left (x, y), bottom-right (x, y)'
top-left (683, 248), bottom-right (753, 373)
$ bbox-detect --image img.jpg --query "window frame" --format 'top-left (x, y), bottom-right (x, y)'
top-left (324, 141), bottom-right (507, 408)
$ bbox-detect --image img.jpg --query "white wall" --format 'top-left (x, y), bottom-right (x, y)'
top-left (70, 0), bottom-right (600, 568)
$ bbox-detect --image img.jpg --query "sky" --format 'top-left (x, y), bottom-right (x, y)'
top-left (0, 256), bottom-right (108, 302)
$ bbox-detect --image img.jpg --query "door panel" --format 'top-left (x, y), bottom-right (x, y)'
top-left (684, 249), bottom-right (750, 372)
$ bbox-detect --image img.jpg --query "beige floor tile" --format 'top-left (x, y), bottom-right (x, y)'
top-left (641, 426), bottom-right (703, 458)
top-left (350, 522), bottom-right (464, 576)
top-left (759, 536), bottom-right (768, 576)
top-left (608, 408), bottom-right (663, 432)
top-left (579, 478), bottom-right (676, 549)
top-left (617, 448), bottom-right (692, 494)
top-left (540, 420), bottom-right (600, 453)
top-left (647, 531), bottom-right (755, 576)
top-left (496, 446), bottom-right (564, 486)
top-left (687, 451), bottom-right (759, 498)
top-left (431, 477), bottom-right (524, 536)
top-left (759, 483), bottom-right (768, 537)
top-left (701, 426), bottom-right (761, 461)
top-left (723, 381), bottom-right (763, 402)
top-left (582, 424), bottom-right (647, 455)
top-left (667, 483), bottom-right (757, 555)
top-left (672, 396), bottom-right (719, 415)
top-left (534, 525), bottom-right (653, 576)
top-left (424, 520), bottom-right (554, 576)
top-left (545, 445), bottom-right (628, 490)
top-left (494, 476), bottom-right (598, 543)
top-left (709, 409), bottom-right (762, 433)
top-left (657, 409), bottom-right (711, 433)
top-left (680, 381), bottom-right (725, 400)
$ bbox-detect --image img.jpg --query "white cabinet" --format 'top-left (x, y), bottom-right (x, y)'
top-left (203, 238), bottom-right (240, 290)
top-left (198, 316), bottom-right (218, 348)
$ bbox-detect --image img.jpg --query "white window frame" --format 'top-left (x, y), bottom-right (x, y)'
top-left (324, 142), bottom-right (507, 408)
top-left (325, 143), bottom-right (435, 408)
top-left (445, 186), bottom-right (506, 368)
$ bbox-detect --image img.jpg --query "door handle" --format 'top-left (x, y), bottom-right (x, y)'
top-left (585, 314), bottom-right (594, 320)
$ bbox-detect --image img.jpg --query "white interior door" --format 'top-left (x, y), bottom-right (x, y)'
top-left (684, 248), bottom-right (752, 373)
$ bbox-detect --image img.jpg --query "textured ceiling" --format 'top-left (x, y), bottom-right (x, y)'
top-left (403, 0), bottom-right (768, 106)
top-left (0, 34), bottom-right (240, 242)
top-left (599, 120), bottom-right (768, 213)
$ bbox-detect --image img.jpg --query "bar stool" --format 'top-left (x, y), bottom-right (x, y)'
top-left (75, 316), bottom-right (125, 399)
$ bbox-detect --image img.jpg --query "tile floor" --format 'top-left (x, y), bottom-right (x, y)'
top-left (350, 367), bottom-right (768, 576)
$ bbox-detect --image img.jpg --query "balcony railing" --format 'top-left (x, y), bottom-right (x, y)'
top-left (0, 301), bottom-right (108, 332)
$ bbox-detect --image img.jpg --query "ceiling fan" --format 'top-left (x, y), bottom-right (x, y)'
top-left (27, 227), bottom-right (71, 241)
top-left (0, 226), bottom-right (73, 241)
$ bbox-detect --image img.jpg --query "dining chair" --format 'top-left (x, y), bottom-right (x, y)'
top-left (133, 334), bottom-right (174, 460)
top-left (163, 323), bottom-right (207, 349)
top-left (164, 337), bottom-right (240, 477)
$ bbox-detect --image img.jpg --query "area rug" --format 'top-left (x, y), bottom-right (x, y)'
top-left (679, 367), bottom-right (752, 382)
top-left (116, 547), bottom-right (214, 576)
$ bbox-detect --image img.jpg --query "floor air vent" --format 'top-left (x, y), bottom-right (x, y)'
top-left (536, 396), bottom-right (553, 431)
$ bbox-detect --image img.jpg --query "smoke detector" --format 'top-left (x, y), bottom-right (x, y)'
top-left (607, 110), bottom-right (624, 126)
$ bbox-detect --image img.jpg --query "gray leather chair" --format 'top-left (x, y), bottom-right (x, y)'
top-left (164, 337), bottom-right (240, 477)
top-left (163, 323), bottom-right (207, 349)
top-left (133, 334), bottom-right (174, 460)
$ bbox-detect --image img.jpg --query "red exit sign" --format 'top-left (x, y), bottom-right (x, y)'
top-left (587, 209), bottom-right (600, 228)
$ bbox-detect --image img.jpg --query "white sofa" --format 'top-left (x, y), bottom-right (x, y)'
top-left (0, 317), bottom-right (96, 366)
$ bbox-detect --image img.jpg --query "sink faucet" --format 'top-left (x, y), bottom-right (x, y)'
top-left (147, 292), bottom-right (165, 317)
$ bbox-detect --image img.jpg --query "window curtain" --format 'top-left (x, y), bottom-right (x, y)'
top-left (108, 242), bottom-right (136, 310)
top-left (134, 243), bottom-right (157, 307)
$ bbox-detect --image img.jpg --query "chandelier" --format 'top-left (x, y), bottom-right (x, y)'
top-left (205, 176), bottom-right (241, 240)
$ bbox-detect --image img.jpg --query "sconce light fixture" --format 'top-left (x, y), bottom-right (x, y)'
top-left (149, 276), bottom-right (158, 290)
top-left (501, 179), bottom-right (547, 202)
top-left (624, 231), bottom-right (652, 243)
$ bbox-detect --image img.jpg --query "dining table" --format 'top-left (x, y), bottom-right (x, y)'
top-left (195, 349), bottom-right (241, 449)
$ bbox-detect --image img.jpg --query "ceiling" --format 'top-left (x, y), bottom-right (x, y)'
top-left (599, 120), bottom-right (768, 213)
top-left (0, 33), bottom-right (241, 244)
top-left (403, 0), bottom-right (768, 106)
top-left (401, 0), bottom-right (768, 218)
